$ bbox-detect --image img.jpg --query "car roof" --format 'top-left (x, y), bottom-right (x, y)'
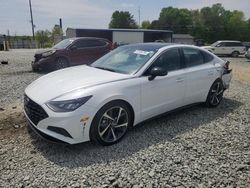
top-left (122, 43), bottom-right (179, 50)
top-left (69, 37), bottom-right (110, 41)
top-left (217, 40), bottom-right (242, 43)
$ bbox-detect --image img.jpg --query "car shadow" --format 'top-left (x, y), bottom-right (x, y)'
top-left (28, 97), bottom-right (242, 168)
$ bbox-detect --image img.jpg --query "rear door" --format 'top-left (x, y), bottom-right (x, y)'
top-left (181, 47), bottom-right (216, 104)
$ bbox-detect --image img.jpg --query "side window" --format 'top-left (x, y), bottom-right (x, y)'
top-left (217, 42), bottom-right (225, 47)
top-left (150, 48), bottom-right (182, 72)
top-left (74, 39), bottom-right (106, 48)
top-left (201, 50), bottom-right (214, 63)
top-left (74, 40), bottom-right (88, 48)
top-left (183, 48), bottom-right (204, 67)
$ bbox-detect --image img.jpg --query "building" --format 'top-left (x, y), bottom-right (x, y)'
top-left (173, 34), bottom-right (194, 45)
top-left (66, 28), bottom-right (173, 44)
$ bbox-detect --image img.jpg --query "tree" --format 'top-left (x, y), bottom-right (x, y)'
top-left (35, 30), bottom-right (51, 48)
top-left (157, 7), bottom-right (193, 33)
top-left (51, 24), bottom-right (63, 44)
top-left (141, 20), bottom-right (151, 29)
top-left (109, 11), bottom-right (138, 29)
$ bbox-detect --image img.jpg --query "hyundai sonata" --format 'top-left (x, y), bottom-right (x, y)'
top-left (24, 43), bottom-right (232, 145)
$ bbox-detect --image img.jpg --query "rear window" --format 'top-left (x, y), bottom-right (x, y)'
top-left (201, 50), bottom-right (214, 62)
top-left (225, 42), bottom-right (244, 47)
top-left (183, 48), bottom-right (204, 67)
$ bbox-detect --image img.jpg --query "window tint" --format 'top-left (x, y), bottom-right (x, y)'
top-left (217, 42), bottom-right (226, 47)
top-left (183, 48), bottom-right (204, 67)
top-left (150, 48), bottom-right (181, 72)
top-left (201, 50), bottom-right (214, 62)
top-left (75, 39), bottom-right (107, 48)
top-left (74, 40), bottom-right (88, 48)
top-left (226, 42), bottom-right (243, 47)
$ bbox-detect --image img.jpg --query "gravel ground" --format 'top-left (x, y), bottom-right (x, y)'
top-left (0, 49), bottom-right (250, 187)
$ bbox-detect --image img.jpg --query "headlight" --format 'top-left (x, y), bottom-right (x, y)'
top-left (46, 96), bottom-right (92, 112)
top-left (42, 50), bottom-right (56, 57)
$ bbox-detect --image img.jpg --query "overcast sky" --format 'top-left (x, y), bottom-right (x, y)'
top-left (1, 0), bottom-right (250, 36)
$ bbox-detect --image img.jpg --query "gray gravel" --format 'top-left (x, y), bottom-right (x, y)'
top-left (0, 50), bottom-right (250, 187)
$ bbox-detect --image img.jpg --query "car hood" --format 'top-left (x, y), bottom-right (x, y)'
top-left (35, 48), bottom-right (53, 55)
top-left (202, 46), bottom-right (213, 49)
top-left (25, 65), bottom-right (131, 104)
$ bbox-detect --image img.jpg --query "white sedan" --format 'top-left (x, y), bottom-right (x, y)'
top-left (24, 43), bottom-right (232, 145)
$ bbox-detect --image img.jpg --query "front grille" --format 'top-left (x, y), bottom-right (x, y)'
top-left (24, 95), bottom-right (48, 125)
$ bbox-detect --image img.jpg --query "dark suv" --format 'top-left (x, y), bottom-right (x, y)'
top-left (32, 37), bottom-right (112, 71)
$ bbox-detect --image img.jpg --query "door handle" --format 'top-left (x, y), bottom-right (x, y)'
top-left (176, 77), bottom-right (184, 83)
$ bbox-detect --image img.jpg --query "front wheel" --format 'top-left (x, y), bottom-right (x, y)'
top-left (206, 79), bottom-right (224, 107)
top-left (90, 101), bottom-right (132, 146)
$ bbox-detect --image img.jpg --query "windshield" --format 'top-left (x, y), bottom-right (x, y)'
top-left (211, 41), bottom-right (220, 47)
top-left (91, 45), bottom-right (158, 74)
top-left (53, 39), bottom-right (74, 49)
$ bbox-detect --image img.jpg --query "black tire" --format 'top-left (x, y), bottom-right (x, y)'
top-left (231, 51), bottom-right (239, 57)
top-left (90, 101), bottom-right (132, 146)
top-left (206, 79), bottom-right (224, 108)
top-left (55, 57), bottom-right (68, 70)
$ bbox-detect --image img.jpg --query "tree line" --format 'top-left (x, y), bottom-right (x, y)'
top-left (109, 4), bottom-right (250, 43)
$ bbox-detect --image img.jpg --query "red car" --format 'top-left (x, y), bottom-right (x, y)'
top-left (32, 37), bottom-right (113, 71)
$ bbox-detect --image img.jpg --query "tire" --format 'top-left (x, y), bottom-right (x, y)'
top-left (206, 79), bottom-right (224, 108)
top-left (90, 101), bottom-right (132, 146)
top-left (231, 51), bottom-right (239, 57)
top-left (55, 57), bottom-right (68, 70)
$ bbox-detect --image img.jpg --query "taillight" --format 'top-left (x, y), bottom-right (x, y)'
top-left (224, 60), bottom-right (230, 70)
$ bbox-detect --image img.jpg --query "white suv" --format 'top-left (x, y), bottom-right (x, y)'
top-left (203, 40), bottom-right (246, 57)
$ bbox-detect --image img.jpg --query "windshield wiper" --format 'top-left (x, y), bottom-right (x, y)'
top-left (94, 66), bottom-right (117, 73)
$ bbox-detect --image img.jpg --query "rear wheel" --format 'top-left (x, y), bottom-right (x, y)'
top-left (206, 79), bottom-right (224, 107)
top-left (231, 51), bottom-right (239, 57)
top-left (55, 57), bottom-right (68, 70)
top-left (90, 101), bottom-right (132, 146)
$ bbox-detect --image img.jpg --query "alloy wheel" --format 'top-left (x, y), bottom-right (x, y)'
top-left (210, 82), bottom-right (224, 106)
top-left (98, 106), bottom-right (128, 143)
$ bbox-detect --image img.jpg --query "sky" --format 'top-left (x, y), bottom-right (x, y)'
top-left (1, 0), bottom-right (250, 36)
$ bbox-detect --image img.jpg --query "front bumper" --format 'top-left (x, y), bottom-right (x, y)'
top-left (24, 100), bottom-right (97, 144)
top-left (32, 56), bottom-right (56, 71)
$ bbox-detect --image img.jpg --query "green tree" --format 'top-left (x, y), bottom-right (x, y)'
top-left (109, 11), bottom-right (138, 29)
top-left (141, 20), bottom-right (151, 29)
top-left (51, 25), bottom-right (63, 39)
top-left (157, 7), bottom-right (192, 33)
top-left (35, 30), bottom-right (51, 48)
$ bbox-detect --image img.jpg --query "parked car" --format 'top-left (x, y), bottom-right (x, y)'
top-left (24, 43), bottom-right (232, 145)
top-left (202, 40), bottom-right (246, 57)
top-left (32, 37), bottom-right (112, 71)
top-left (245, 48), bottom-right (250, 59)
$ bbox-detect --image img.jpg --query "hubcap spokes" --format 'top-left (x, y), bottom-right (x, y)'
top-left (211, 82), bottom-right (223, 105)
top-left (98, 107), bottom-right (128, 143)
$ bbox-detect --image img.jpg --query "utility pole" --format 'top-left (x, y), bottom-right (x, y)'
top-left (138, 6), bottom-right (141, 27)
top-left (29, 0), bottom-right (35, 40)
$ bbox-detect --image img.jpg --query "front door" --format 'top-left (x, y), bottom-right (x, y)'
top-left (140, 48), bottom-right (186, 121)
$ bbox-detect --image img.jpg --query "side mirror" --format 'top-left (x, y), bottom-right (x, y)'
top-left (148, 67), bottom-right (168, 81)
top-left (70, 45), bottom-right (77, 50)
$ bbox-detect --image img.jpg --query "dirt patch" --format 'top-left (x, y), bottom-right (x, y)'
top-left (0, 101), bottom-right (27, 137)
top-left (230, 62), bottom-right (250, 85)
